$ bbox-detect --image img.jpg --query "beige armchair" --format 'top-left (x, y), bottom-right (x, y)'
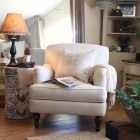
top-left (29, 43), bottom-right (117, 132)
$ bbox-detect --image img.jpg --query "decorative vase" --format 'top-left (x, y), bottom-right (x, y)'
top-left (110, 9), bottom-right (122, 16)
top-left (24, 55), bottom-right (31, 62)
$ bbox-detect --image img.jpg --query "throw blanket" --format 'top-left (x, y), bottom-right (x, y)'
top-left (89, 64), bottom-right (117, 109)
top-left (17, 68), bottom-right (34, 94)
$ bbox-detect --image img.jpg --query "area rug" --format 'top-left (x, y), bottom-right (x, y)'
top-left (27, 129), bottom-right (109, 140)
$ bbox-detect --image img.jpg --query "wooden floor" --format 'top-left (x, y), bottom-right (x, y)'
top-left (0, 102), bottom-right (128, 140)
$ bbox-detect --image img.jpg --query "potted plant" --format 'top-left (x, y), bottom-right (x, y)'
top-left (24, 47), bottom-right (31, 62)
top-left (116, 80), bottom-right (140, 128)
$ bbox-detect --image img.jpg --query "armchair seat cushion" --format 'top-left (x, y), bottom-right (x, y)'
top-left (29, 83), bottom-right (107, 103)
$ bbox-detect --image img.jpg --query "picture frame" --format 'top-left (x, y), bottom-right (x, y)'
top-left (118, 2), bottom-right (136, 17)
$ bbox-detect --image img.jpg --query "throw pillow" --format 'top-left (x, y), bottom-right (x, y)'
top-left (55, 49), bottom-right (97, 82)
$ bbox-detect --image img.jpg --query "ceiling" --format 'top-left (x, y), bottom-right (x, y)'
top-left (0, 0), bottom-right (64, 26)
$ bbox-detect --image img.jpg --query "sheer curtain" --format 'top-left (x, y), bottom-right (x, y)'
top-left (43, 0), bottom-right (73, 47)
top-left (43, 0), bottom-right (85, 48)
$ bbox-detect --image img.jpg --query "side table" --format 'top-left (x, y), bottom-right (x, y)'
top-left (122, 59), bottom-right (140, 91)
top-left (5, 67), bottom-right (34, 119)
top-left (0, 63), bottom-right (6, 107)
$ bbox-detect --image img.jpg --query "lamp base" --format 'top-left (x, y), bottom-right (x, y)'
top-left (7, 38), bottom-right (18, 67)
top-left (7, 59), bottom-right (18, 67)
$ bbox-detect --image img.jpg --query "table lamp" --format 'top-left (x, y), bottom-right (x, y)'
top-left (0, 34), bottom-right (5, 63)
top-left (0, 13), bottom-right (31, 67)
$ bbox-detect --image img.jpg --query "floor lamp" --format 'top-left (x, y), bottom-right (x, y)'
top-left (96, 0), bottom-right (113, 45)
top-left (0, 13), bottom-right (31, 67)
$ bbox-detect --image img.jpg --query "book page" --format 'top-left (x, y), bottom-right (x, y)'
top-left (55, 77), bottom-right (82, 87)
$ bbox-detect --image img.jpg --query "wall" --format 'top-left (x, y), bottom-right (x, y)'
top-left (109, 52), bottom-right (136, 89)
top-left (84, 0), bottom-right (100, 44)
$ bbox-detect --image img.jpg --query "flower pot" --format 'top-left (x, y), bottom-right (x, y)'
top-left (122, 104), bottom-right (140, 128)
top-left (24, 55), bottom-right (31, 62)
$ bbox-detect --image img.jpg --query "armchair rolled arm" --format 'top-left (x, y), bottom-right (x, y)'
top-left (33, 64), bottom-right (54, 84)
top-left (93, 68), bottom-right (107, 88)
top-left (89, 64), bottom-right (117, 108)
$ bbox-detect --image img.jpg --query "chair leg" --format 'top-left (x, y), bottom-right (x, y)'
top-left (95, 116), bottom-right (102, 132)
top-left (33, 113), bottom-right (40, 128)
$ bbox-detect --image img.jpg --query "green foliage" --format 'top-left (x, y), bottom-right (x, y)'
top-left (132, 80), bottom-right (140, 97)
top-left (116, 80), bottom-right (140, 113)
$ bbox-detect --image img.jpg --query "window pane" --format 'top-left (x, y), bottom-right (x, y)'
top-left (43, 1), bottom-right (73, 47)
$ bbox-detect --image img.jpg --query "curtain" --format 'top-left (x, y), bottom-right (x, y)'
top-left (24, 16), bottom-right (45, 48)
top-left (43, 0), bottom-right (73, 47)
top-left (41, 0), bottom-right (85, 47)
top-left (70, 0), bottom-right (85, 43)
top-left (37, 19), bottom-right (45, 49)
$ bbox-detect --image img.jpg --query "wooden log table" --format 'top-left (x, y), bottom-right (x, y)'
top-left (0, 63), bottom-right (6, 107)
top-left (5, 67), bottom-right (34, 119)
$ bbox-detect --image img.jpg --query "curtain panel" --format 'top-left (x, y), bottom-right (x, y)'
top-left (37, 18), bottom-right (45, 48)
top-left (40, 0), bottom-right (85, 47)
top-left (70, 0), bottom-right (85, 43)
top-left (43, 0), bottom-right (73, 47)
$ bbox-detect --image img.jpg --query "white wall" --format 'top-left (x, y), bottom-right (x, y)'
top-left (84, 0), bottom-right (100, 44)
top-left (109, 52), bottom-right (136, 89)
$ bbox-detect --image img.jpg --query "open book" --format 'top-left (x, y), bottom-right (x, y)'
top-left (44, 77), bottom-right (82, 87)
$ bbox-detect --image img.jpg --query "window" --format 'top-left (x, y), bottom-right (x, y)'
top-left (43, 0), bottom-right (73, 47)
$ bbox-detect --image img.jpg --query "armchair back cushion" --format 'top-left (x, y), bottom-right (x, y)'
top-left (45, 43), bottom-right (109, 74)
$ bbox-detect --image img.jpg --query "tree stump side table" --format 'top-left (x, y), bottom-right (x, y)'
top-left (5, 67), bottom-right (34, 119)
top-left (0, 63), bottom-right (6, 107)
